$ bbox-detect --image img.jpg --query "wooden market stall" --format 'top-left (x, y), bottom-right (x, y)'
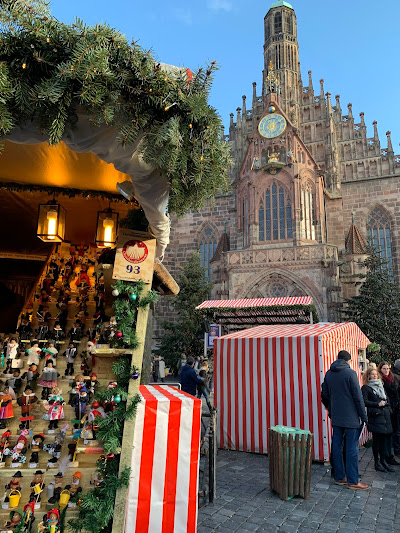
top-left (214, 322), bottom-right (370, 462)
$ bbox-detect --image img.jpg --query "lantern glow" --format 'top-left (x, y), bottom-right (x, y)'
top-left (95, 208), bottom-right (119, 247)
top-left (37, 201), bottom-right (66, 242)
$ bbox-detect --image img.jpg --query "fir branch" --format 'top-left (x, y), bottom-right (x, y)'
top-left (0, 0), bottom-right (231, 215)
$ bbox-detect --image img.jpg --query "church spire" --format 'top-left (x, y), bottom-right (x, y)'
top-left (263, 1), bottom-right (300, 124)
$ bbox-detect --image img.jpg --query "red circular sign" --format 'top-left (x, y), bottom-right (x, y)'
top-left (122, 240), bottom-right (148, 264)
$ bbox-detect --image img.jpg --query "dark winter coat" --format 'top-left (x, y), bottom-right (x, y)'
top-left (197, 369), bottom-right (209, 392)
top-left (321, 359), bottom-right (367, 428)
top-left (179, 364), bottom-right (203, 396)
top-left (361, 384), bottom-right (393, 435)
top-left (381, 377), bottom-right (399, 411)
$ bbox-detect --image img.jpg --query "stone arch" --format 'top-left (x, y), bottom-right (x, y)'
top-left (237, 267), bottom-right (324, 319)
top-left (366, 203), bottom-right (394, 272)
top-left (366, 202), bottom-right (393, 228)
top-left (195, 220), bottom-right (220, 246)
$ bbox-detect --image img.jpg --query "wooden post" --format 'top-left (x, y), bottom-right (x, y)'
top-left (304, 434), bottom-right (313, 500)
top-left (208, 410), bottom-right (217, 503)
top-left (281, 434), bottom-right (288, 500)
top-left (288, 434), bottom-right (294, 498)
top-left (111, 283), bottom-right (152, 533)
top-left (293, 433), bottom-right (300, 495)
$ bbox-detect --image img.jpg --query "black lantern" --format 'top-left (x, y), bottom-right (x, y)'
top-left (37, 200), bottom-right (66, 242)
top-left (95, 208), bottom-right (119, 247)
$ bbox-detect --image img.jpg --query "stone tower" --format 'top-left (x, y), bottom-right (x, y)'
top-left (263, 1), bottom-right (301, 126)
top-left (155, 0), bottom-right (400, 335)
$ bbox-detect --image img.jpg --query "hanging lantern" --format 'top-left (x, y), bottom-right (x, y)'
top-left (95, 207), bottom-right (119, 248)
top-left (37, 200), bottom-right (66, 242)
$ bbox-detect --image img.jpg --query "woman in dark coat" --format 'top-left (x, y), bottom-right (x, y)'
top-left (362, 367), bottom-right (394, 472)
top-left (378, 361), bottom-right (400, 464)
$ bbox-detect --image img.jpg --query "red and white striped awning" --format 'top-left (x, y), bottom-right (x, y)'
top-left (196, 297), bottom-right (315, 326)
top-left (196, 296), bottom-right (312, 310)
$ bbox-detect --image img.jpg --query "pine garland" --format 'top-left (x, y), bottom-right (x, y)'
top-left (0, 0), bottom-right (231, 216)
top-left (111, 279), bottom-right (158, 348)
top-left (67, 359), bottom-right (140, 533)
top-left (66, 278), bottom-right (157, 532)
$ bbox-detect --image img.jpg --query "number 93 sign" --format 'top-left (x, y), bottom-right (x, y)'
top-left (112, 230), bottom-right (156, 283)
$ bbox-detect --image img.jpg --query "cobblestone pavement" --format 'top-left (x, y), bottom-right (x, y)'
top-left (197, 447), bottom-right (400, 533)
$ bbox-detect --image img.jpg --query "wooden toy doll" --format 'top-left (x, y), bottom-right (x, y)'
top-left (5, 338), bottom-right (19, 374)
top-left (30, 434), bottom-right (45, 465)
top-left (0, 386), bottom-right (14, 429)
top-left (26, 341), bottom-right (42, 366)
top-left (5, 470), bottom-right (23, 491)
top-left (43, 387), bottom-right (65, 430)
top-left (65, 471), bottom-right (82, 497)
top-left (28, 470), bottom-right (45, 503)
top-left (22, 363), bottom-right (39, 389)
top-left (3, 509), bottom-right (23, 531)
top-left (38, 361), bottom-right (58, 400)
top-left (17, 385), bottom-right (38, 429)
top-left (51, 323), bottom-right (65, 344)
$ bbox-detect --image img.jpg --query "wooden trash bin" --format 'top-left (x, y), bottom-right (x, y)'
top-left (269, 426), bottom-right (313, 501)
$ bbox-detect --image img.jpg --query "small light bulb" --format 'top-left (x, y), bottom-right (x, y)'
top-left (189, 124), bottom-right (193, 129)
top-left (22, 63), bottom-right (27, 69)
top-left (46, 37), bottom-right (50, 43)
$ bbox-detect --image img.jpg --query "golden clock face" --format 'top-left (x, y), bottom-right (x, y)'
top-left (258, 113), bottom-right (287, 138)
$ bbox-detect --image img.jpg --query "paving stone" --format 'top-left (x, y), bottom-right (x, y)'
top-left (197, 448), bottom-right (400, 532)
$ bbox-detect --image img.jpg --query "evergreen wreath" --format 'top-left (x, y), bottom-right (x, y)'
top-left (0, 0), bottom-right (231, 216)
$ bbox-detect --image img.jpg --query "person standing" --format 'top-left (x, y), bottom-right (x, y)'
top-left (197, 360), bottom-right (214, 411)
top-left (362, 367), bottom-right (394, 472)
top-left (179, 357), bottom-right (203, 396)
top-left (152, 356), bottom-right (160, 383)
top-left (378, 361), bottom-right (400, 464)
top-left (321, 350), bottom-right (369, 490)
top-left (158, 356), bottom-right (166, 383)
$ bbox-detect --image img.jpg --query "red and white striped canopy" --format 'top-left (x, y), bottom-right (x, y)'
top-left (196, 296), bottom-right (312, 310)
top-left (196, 297), bottom-right (314, 325)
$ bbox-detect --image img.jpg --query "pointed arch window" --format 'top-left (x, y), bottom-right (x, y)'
top-left (259, 182), bottom-right (292, 242)
top-left (300, 182), bottom-right (316, 240)
top-left (367, 207), bottom-right (393, 272)
top-left (199, 227), bottom-right (218, 281)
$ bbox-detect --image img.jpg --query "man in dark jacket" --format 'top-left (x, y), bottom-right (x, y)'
top-left (321, 350), bottom-right (369, 490)
top-left (179, 357), bottom-right (203, 396)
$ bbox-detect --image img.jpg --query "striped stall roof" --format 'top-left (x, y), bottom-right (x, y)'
top-left (218, 322), bottom-right (369, 346)
top-left (196, 296), bottom-right (313, 309)
top-left (196, 297), bottom-right (316, 326)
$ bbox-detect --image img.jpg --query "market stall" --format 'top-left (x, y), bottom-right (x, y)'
top-left (214, 322), bottom-right (370, 461)
top-left (125, 385), bottom-right (201, 533)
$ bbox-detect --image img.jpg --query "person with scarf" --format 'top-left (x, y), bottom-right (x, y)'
top-left (378, 361), bottom-right (400, 464)
top-left (362, 367), bottom-right (394, 472)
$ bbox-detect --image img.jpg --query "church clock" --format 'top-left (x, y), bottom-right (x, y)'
top-left (258, 113), bottom-right (287, 139)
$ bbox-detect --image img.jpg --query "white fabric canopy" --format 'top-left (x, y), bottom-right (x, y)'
top-left (7, 117), bottom-right (170, 260)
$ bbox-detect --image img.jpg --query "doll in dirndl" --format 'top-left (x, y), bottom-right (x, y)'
top-left (44, 387), bottom-right (65, 430)
top-left (38, 361), bottom-right (59, 400)
top-left (0, 386), bottom-right (14, 429)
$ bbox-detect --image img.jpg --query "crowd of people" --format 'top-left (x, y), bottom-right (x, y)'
top-left (322, 351), bottom-right (400, 490)
top-left (150, 353), bottom-right (215, 411)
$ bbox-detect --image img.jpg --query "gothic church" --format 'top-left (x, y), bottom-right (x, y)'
top-left (156, 0), bottom-right (400, 326)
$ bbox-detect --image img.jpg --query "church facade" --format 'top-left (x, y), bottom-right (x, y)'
top-left (156, 0), bottom-right (400, 329)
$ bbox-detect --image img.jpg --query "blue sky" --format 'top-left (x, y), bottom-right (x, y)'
top-left (51, 0), bottom-right (400, 150)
